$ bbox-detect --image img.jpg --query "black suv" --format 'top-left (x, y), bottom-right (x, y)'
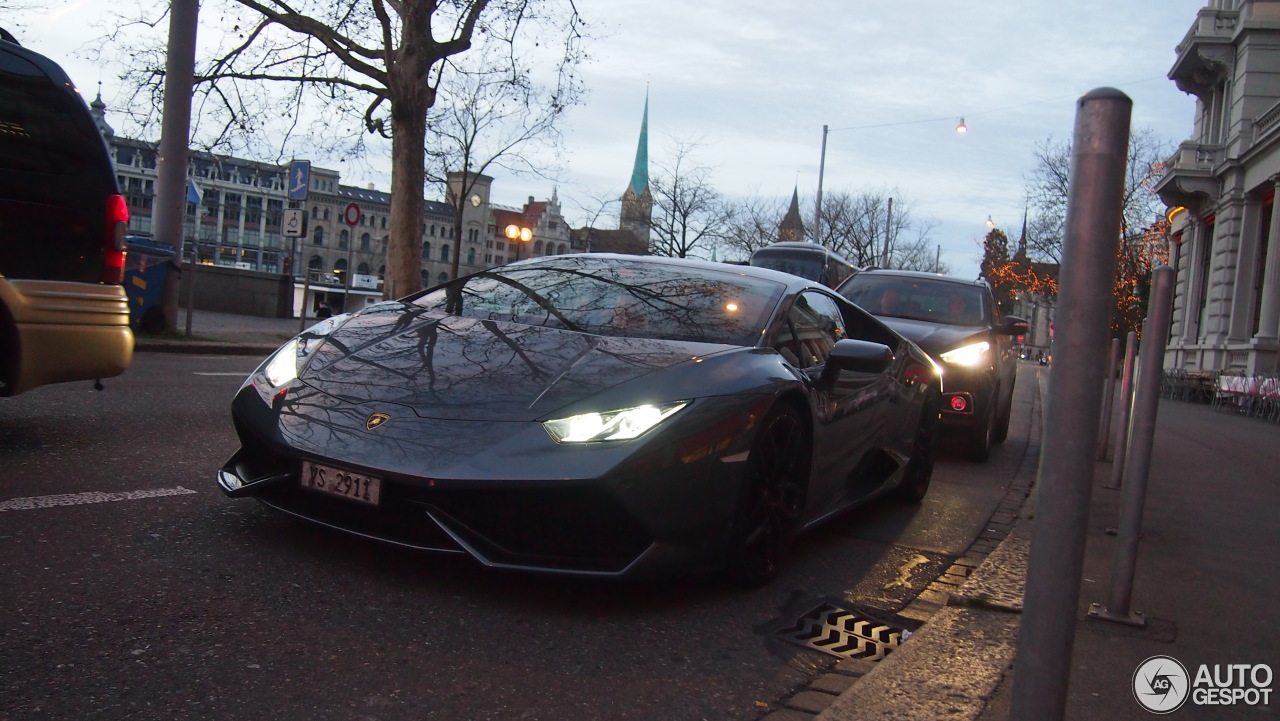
top-left (0, 30), bottom-right (133, 396)
top-left (838, 269), bottom-right (1026, 461)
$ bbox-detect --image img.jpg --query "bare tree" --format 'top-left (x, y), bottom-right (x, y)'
top-left (107, 0), bottom-right (586, 300)
top-left (814, 188), bottom-right (939, 270)
top-left (1021, 127), bottom-right (1174, 335)
top-left (718, 195), bottom-right (788, 261)
top-left (1023, 127), bottom-right (1172, 263)
top-left (890, 219), bottom-right (950, 273)
top-left (648, 139), bottom-right (732, 259)
top-left (425, 56), bottom-right (583, 280)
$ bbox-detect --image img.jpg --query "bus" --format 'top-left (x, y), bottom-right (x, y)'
top-left (748, 242), bottom-right (860, 289)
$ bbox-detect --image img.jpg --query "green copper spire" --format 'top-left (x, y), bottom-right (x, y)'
top-left (628, 91), bottom-right (649, 196)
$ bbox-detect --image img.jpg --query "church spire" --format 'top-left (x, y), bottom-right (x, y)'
top-left (627, 90), bottom-right (649, 197)
top-left (619, 90), bottom-right (653, 247)
top-left (778, 185), bottom-right (806, 242)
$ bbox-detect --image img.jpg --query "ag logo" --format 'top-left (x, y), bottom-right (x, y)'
top-left (365, 412), bottom-right (390, 431)
top-left (1133, 655), bottom-right (1190, 713)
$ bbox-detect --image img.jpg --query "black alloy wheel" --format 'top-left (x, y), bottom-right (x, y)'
top-left (896, 393), bottom-right (940, 503)
top-left (725, 405), bottom-right (808, 587)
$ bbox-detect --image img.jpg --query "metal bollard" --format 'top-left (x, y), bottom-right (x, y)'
top-left (184, 248), bottom-right (197, 337)
top-left (1089, 265), bottom-right (1175, 627)
top-left (1106, 332), bottom-right (1138, 484)
top-left (1009, 88), bottom-right (1131, 721)
top-left (1096, 337), bottom-right (1121, 460)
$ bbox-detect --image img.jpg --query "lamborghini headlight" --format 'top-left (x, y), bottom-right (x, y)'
top-left (543, 401), bottom-right (689, 443)
top-left (254, 318), bottom-right (339, 390)
top-left (939, 341), bottom-right (990, 367)
top-left (262, 339), bottom-right (303, 388)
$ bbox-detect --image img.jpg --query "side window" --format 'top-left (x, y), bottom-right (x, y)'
top-left (774, 292), bottom-right (846, 369)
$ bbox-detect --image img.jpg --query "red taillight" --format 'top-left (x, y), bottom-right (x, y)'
top-left (950, 395), bottom-right (968, 412)
top-left (103, 194), bottom-right (129, 284)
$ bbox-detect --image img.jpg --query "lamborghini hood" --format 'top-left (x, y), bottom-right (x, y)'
top-left (295, 304), bottom-right (732, 422)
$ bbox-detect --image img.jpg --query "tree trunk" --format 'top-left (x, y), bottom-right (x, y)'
top-left (382, 12), bottom-right (434, 301)
top-left (385, 109), bottom-right (427, 300)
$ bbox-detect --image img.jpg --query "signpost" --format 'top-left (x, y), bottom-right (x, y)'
top-left (286, 160), bottom-right (310, 327)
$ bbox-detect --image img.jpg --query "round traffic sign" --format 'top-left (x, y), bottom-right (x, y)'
top-left (343, 202), bottom-right (361, 227)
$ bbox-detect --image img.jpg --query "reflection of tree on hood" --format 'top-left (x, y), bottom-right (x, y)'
top-left (415, 259), bottom-right (760, 345)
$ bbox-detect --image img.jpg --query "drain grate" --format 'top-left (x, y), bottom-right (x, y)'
top-left (775, 603), bottom-right (910, 660)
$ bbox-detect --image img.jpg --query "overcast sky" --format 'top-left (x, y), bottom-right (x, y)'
top-left (12, 0), bottom-right (1208, 275)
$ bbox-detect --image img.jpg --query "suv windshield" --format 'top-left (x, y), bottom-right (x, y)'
top-left (412, 256), bottom-right (786, 346)
top-left (841, 275), bottom-right (988, 326)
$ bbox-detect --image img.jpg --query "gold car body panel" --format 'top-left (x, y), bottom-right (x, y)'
top-left (1, 277), bottom-right (134, 395)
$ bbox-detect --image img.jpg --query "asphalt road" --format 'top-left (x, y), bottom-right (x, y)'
top-left (0, 354), bottom-right (1034, 721)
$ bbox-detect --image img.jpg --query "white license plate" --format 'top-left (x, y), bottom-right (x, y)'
top-left (300, 461), bottom-right (381, 506)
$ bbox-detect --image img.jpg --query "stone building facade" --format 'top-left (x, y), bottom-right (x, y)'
top-left (91, 100), bottom-right (570, 314)
top-left (1156, 0), bottom-right (1280, 373)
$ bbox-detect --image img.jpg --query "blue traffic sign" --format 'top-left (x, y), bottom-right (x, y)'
top-left (288, 160), bottom-right (311, 201)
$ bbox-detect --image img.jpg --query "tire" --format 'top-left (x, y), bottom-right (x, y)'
top-left (992, 391), bottom-right (1013, 444)
top-left (725, 405), bottom-right (808, 587)
top-left (966, 403), bottom-right (995, 462)
top-left (896, 395), bottom-right (939, 503)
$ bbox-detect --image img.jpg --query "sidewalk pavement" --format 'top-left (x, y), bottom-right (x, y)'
top-left (814, 368), bottom-right (1278, 721)
top-left (133, 308), bottom-right (312, 356)
top-left (135, 315), bottom-right (1278, 720)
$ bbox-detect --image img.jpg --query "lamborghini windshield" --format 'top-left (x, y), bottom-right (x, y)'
top-left (411, 256), bottom-right (786, 346)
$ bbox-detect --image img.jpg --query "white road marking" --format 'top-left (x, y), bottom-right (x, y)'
top-left (193, 372), bottom-right (250, 376)
top-left (0, 486), bottom-right (199, 512)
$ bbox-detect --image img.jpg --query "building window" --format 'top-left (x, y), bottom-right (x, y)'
top-left (323, 207), bottom-right (330, 221)
top-left (312, 226), bottom-right (324, 246)
top-left (339, 229), bottom-right (350, 250)
top-left (360, 232), bottom-right (371, 251)
top-left (422, 241), bottom-right (431, 259)
top-left (466, 248), bottom-right (476, 265)
top-left (311, 206), bottom-right (318, 219)
top-left (441, 244), bottom-right (450, 262)
top-left (438, 272), bottom-right (448, 284)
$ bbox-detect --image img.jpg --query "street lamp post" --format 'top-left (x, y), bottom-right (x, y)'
top-left (505, 224), bottom-right (532, 261)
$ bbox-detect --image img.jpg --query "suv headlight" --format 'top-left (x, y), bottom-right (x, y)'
top-left (544, 401), bottom-right (689, 443)
top-left (939, 341), bottom-right (990, 367)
